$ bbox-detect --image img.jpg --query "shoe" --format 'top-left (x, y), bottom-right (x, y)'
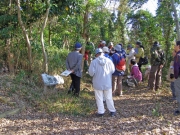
top-left (110, 112), bottom-right (116, 117)
top-left (174, 110), bottom-right (180, 116)
top-left (67, 90), bottom-right (71, 94)
top-left (73, 93), bottom-right (79, 97)
top-left (96, 113), bottom-right (104, 117)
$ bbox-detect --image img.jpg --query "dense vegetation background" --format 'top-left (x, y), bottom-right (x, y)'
top-left (0, 0), bottom-right (179, 77)
top-left (0, 1), bottom-right (180, 134)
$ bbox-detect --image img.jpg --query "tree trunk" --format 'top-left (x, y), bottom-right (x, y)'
top-left (40, 0), bottom-right (50, 73)
top-left (82, 3), bottom-right (89, 72)
top-left (171, 0), bottom-right (180, 40)
top-left (16, 0), bottom-right (32, 73)
top-left (6, 39), bottom-right (14, 74)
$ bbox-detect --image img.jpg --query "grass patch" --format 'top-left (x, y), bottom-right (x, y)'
top-left (40, 90), bottom-right (96, 116)
top-left (1, 73), bottom-right (96, 116)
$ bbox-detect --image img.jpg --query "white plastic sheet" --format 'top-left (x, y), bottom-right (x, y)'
top-left (41, 73), bottom-right (64, 86)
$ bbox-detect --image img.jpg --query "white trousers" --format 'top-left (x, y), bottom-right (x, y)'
top-left (94, 89), bottom-right (116, 114)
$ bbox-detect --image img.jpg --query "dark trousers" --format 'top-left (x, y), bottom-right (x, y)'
top-left (148, 65), bottom-right (162, 90)
top-left (70, 74), bottom-right (81, 95)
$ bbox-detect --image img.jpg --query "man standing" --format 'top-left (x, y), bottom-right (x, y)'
top-left (88, 48), bottom-right (116, 117)
top-left (134, 41), bottom-right (144, 72)
top-left (148, 41), bottom-right (165, 91)
top-left (173, 41), bottom-right (180, 115)
top-left (66, 42), bottom-right (83, 97)
top-left (126, 44), bottom-right (135, 73)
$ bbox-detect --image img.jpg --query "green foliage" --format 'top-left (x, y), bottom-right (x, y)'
top-left (41, 90), bottom-right (95, 116)
top-left (152, 103), bottom-right (160, 117)
top-left (47, 46), bottom-right (69, 74)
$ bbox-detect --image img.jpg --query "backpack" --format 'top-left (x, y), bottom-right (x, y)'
top-left (156, 50), bottom-right (164, 63)
top-left (115, 53), bottom-right (126, 71)
top-left (138, 56), bottom-right (148, 65)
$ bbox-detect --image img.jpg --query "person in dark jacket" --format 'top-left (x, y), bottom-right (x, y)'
top-left (148, 41), bottom-right (165, 91)
top-left (66, 42), bottom-right (83, 97)
top-left (173, 40), bottom-right (180, 115)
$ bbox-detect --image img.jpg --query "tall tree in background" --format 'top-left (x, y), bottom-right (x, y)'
top-left (171, 0), bottom-right (180, 40)
top-left (40, 0), bottom-right (50, 73)
top-left (16, 0), bottom-right (32, 73)
top-left (156, 0), bottom-right (175, 65)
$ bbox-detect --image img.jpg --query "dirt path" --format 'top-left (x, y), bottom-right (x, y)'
top-left (0, 75), bottom-right (180, 134)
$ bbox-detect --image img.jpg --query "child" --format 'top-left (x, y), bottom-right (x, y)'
top-left (127, 59), bottom-right (142, 87)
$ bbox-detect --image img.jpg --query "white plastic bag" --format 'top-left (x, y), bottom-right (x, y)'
top-left (54, 75), bottom-right (64, 84)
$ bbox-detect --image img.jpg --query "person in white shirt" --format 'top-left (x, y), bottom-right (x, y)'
top-left (88, 48), bottom-right (116, 117)
top-left (126, 44), bottom-right (135, 73)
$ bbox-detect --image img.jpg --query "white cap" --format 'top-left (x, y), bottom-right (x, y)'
top-left (95, 48), bottom-right (103, 55)
top-left (102, 46), bottom-right (109, 53)
top-left (101, 41), bottom-right (106, 44)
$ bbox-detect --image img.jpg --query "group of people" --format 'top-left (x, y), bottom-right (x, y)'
top-left (65, 40), bottom-right (180, 116)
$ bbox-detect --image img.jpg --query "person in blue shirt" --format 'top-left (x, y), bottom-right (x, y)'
top-left (111, 44), bottom-right (126, 96)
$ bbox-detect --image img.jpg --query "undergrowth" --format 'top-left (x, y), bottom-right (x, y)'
top-left (0, 72), bottom-right (96, 116)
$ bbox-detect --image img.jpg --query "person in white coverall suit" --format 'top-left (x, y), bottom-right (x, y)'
top-left (88, 48), bottom-right (116, 117)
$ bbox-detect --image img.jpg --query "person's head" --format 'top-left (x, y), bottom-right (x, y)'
top-left (75, 42), bottom-right (82, 51)
top-left (136, 41), bottom-right (142, 48)
top-left (108, 42), bottom-right (113, 49)
top-left (130, 59), bottom-right (136, 65)
top-left (110, 47), bottom-right (115, 54)
top-left (118, 43), bottom-right (123, 47)
top-left (102, 46), bottom-right (109, 54)
top-left (101, 41), bottom-right (106, 48)
top-left (172, 49), bottom-right (176, 57)
top-left (174, 40), bottom-right (180, 52)
top-left (153, 41), bottom-right (159, 46)
top-left (114, 44), bottom-right (121, 52)
top-left (95, 48), bottom-right (103, 57)
top-left (127, 44), bottom-right (133, 50)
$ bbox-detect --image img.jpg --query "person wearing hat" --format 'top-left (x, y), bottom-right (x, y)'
top-left (88, 48), bottom-right (116, 117)
top-left (98, 40), bottom-right (106, 49)
top-left (134, 41), bottom-right (144, 72)
top-left (126, 44), bottom-right (135, 73)
top-left (102, 46), bottom-right (112, 61)
top-left (66, 42), bottom-right (83, 97)
top-left (148, 41), bottom-right (165, 91)
top-left (108, 42), bottom-right (114, 50)
top-left (111, 44), bottom-right (126, 96)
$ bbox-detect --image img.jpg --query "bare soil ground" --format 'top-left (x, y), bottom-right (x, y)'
top-left (0, 74), bottom-right (180, 135)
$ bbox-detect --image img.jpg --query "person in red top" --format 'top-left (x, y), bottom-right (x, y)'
top-left (98, 40), bottom-right (106, 48)
top-left (84, 50), bottom-right (89, 73)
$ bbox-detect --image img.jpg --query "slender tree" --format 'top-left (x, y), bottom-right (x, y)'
top-left (40, 0), bottom-right (50, 73)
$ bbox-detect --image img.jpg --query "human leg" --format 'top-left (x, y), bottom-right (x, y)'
top-left (68, 74), bottom-right (75, 94)
top-left (170, 81), bottom-right (176, 99)
top-left (71, 74), bottom-right (81, 96)
top-left (112, 75), bottom-right (117, 96)
top-left (104, 89), bottom-right (116, 113)
top-left (155, 67), bottom-right (162, 90)
top-left (148, 65), bottom-right (159, 90)
top-left (117, 76), bottom-right (123, 96)
top-left (174, 78), bottom-right (180, 115)
top-left (94, 89), bottom-right (105, 114)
